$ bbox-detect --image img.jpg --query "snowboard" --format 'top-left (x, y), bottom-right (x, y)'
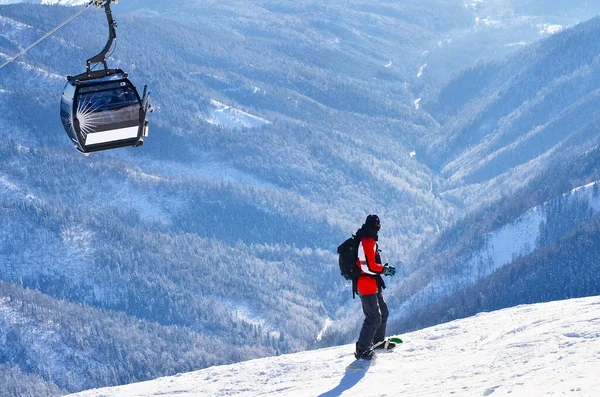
top-left (346, 338), bottom-right (403, 370)
top-left (373, 337), bottom-right (403, 350)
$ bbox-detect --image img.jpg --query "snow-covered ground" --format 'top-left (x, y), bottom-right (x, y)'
top-left (417, 63), bottom-right (427, 78)
top-left (204, 99), bottom-right (271, 130)
top-left (67, 296), bottom-right (600, 397)
top-left (413, 97), bottom-right (422, 110)
top-left (539, 24), bottom-right (563, 35)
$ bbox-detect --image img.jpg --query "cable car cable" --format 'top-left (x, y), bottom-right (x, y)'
top-left (0, 0), bottom-right (97, 71)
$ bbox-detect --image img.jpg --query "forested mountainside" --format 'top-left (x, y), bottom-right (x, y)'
top-left (421, 16), bottom-right (600, 207)
top-left (2, 1), bottom-right (600, 395)
top-left (379, 18), bottom-right (600, 336)
top-left (321, 16), bottom-right (600, 346)
top-left (398, 213), bottom-right (600, 333)
top-left (1, 280), bottom-right (264, 396)
top-left (389, 178), bottom-right (600, 332)
top-left (1, 2), bottom-right (457, 394)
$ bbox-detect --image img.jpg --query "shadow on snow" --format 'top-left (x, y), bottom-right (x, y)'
top-left (317, 364), bottom-right (371, 397)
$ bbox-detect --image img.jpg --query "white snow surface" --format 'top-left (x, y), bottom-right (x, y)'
top-left (417, 63), bottom-right (427, 78)
top-left (539, 24), bottom-right (564, 35)
top-left (413, 97), bottom-right (422, 110)
top-left (67, 296), bottom-right (600, 397)
top-left (205, 99), bottom-right (271, 130)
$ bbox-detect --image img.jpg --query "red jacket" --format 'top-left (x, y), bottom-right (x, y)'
top-left (355, 236), bottom-right (384, 295)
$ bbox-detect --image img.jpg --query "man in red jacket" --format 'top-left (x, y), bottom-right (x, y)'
top-left (354, 214), bottom-right (396, 360)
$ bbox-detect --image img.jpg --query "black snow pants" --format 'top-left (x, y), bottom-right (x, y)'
top-left (356, 292), bottom-right (389, 353)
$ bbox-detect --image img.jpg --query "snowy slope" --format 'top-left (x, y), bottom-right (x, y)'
top-left (67, 296), bottom-right (600, 397)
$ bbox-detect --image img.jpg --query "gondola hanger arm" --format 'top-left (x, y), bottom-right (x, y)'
top-left (85, 0), bottom-right (118, 76)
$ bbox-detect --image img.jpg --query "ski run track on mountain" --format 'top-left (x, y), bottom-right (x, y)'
top-left (68, 296), bottom-right (600, 397)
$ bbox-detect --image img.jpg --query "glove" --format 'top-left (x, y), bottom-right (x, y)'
top-left (383, 264), bottom-right (396, 276)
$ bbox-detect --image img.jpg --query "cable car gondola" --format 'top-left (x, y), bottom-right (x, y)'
top-left (60, 0), bottom-right (150, 154)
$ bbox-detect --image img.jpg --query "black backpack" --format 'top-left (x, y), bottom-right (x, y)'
top-left (337, 235), bottom-right (361, 281)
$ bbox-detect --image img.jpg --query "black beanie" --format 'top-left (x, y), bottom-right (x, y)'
top-left (365, 214), bottom-right (380, 230)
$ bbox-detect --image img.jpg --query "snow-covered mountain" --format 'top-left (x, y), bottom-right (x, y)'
top-left (1, 2), bottom-right (457, 393)
top-left (66, 296), bottom-right (600, 397)
top-left (3, 1), bottom-right (600, 395)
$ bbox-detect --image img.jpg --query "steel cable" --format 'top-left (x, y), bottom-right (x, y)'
top-left (0, 0), bottom-right (96, 71)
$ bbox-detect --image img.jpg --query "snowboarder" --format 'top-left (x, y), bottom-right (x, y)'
top-left (354, 214), bottom-right (396, 361)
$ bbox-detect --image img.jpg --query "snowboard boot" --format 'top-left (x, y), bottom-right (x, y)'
top-left (354, 343), bottom-right (374, 361)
